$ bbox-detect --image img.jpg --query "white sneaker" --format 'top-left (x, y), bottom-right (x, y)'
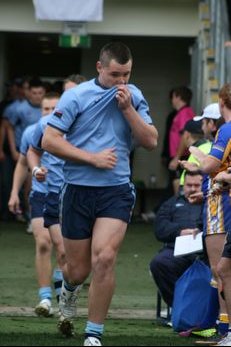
top-left (84, 337), bottom-right (102, 346)
top-left (59, 284), bottom-right (79, 319)
top-left (26, 222), bottom-right (33, 234)
top-left (215, 333), bottom-right (231, 346)
top-left (35, 299), bottom-right (53, 317)
top-left (58, 283), bottom-right (80, 337)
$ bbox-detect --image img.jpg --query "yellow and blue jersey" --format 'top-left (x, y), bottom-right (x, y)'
top-left (203, 122), bottom-right (231, 236)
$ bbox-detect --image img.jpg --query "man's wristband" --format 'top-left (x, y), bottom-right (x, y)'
top-left (32, 166), bottom-right (40, 177)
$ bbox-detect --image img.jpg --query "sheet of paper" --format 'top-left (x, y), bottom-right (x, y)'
top-left (174, 232), bottom-right (203, 257)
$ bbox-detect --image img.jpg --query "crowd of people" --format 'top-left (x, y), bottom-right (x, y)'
top-left (151, 88), bottom-right (231, 346)
top-left (0, 41), bottom-right (231, 347)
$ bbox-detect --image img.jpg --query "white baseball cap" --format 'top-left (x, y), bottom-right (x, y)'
top-left (194, 103), bottom-right (221, 121)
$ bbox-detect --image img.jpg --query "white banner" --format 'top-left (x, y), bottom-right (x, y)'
top-left (33, 0), bottom-right (103, 21)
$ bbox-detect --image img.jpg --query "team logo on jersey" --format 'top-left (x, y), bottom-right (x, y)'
top-left (54, 110), bottom-right (63, 118)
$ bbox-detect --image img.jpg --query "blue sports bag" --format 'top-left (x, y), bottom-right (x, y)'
top-left (171, 259), bottom-right (219, 332)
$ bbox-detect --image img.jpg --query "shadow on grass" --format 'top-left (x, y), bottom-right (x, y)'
top-left (0, 333), bottom-right (197, 346)
top-left (0, 317), bottom-right (197, 346)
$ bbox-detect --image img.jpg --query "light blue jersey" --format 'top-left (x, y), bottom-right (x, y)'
top-left (20, 124), bottom-right (48, 194)
top-left (4, 99), bottom-right (41, 149)
top-left (48, 78), bottom-right (153, 186)
top-left (31, 115), bottom-right (64, 194)
top-left (3, 99), bottom-right (23, 149)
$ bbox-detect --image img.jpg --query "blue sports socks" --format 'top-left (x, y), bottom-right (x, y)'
top-left (85, 321), bottom-right (104, 341)
top-left (53, 268), bottom-right (63, 302)
top-left (38, 286), bottom-right (52, 301)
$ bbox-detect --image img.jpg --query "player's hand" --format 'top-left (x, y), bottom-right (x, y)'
top-left (32, 166), bottom-right (48, 182)
top-left (214, 170), bottom-right (231, 184)
top-left (178, 160), bottom-right (199, 172)
top-left (168, 156), bottom-right (179, 171)
top-left (180, 228), bottom-right (200, 238)
top-left (116, 85), bottom-right (132, 111)
top-left (8, 193), bottom-right (21, 215)
top-left (92, 148), bottom-right (117, 169)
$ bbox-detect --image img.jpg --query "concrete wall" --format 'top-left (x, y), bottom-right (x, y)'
top-left (0, 0), bottom-right (199, 192)
top-left (0, 0), bottom-right (199, 36)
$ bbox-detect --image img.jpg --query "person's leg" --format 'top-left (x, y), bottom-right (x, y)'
top-left (83, 217), bottom-right (127, 345)
top-left (58, 236), bottom-right (91, 336)
top-left (43, 192), bottom-right (66, 303)
top-left (216, 240), bottom-right (231, 346)
top-left (58, 183), bottom-right (135, 342)
top-left (203, 191), bottom-right (231, 338)
top-left (205, 234), bottom-right (228, 336)
top-left (89, 218), bottom-right (127, 322)
top-left (52, 267), bottom-right (63, 304)
top-left (32, 217), bottom-right (53, 317)
top-left (150, 248), bottom-right (194, 307)
top-left (217, 257), bottom-right (231, 318)
top-left (49, 224), bottom-right (66, 271)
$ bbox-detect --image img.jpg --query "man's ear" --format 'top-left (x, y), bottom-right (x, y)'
top-left (219, 98), bottom-right (225, 109)
top-left (96, 61), bottom-right (102, 74)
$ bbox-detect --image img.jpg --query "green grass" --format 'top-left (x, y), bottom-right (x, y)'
top-left (0, 317), bottom-right (197, 346)
top-left (0, 221), bottom-right (161, 310)
top-left (0, 221), bottom-right (198, 346)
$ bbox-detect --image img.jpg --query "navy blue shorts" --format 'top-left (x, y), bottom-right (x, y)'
top-left (60, 183), bottom-right (136, 240)
top-left (43, 192), bottom-right (60, 228)
top-left (29, 191), bottom-right (46, 219)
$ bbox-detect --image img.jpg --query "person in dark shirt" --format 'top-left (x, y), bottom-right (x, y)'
top-left (149, 170), bottom-right (203, 307)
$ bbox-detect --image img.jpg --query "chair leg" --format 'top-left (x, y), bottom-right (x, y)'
top-left (156, 291), bottom-right (162, 319)
top-left (167, 305), bottom-right (171, 321)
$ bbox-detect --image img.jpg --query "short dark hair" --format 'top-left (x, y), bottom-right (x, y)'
top-left (29, 77), bottom-right (44, 89)
top-left (172, 86), bottom-right (193, 105)
top-left (185, 169), bottom-right (203, 178)
top-left (99, 42), bottom-right (132, 67)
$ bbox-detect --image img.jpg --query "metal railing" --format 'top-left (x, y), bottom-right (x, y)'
top-left (191, 0), bottom-right (231, 113)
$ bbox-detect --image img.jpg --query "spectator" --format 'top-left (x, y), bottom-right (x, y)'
top-left (179, 119), bottom-right (210, 186)
top-left (168, 86), bottom-right (195, 195)
top-left (149, 170), bottom-right (203, 308)
top-left (161, 89), bottom-right (177, 197)
top-left (141, 118), bottom-right (206, 224)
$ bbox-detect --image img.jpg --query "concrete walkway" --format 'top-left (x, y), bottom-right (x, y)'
top-left (0, 306), bottom-right (157, 320)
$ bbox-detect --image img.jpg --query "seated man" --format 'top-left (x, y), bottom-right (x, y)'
top-left (149, 170), bottom-right (204, 308)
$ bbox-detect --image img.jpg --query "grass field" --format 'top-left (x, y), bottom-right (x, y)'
top-left (0, 317), bottom-right (198, 346)
top-left (0, 220), bottom-right (160, 310)
top-left (0, 220), bottom-right (197, 346)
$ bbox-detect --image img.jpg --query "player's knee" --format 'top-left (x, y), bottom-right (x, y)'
top-left (92, 249), bottom-right (115, 274)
